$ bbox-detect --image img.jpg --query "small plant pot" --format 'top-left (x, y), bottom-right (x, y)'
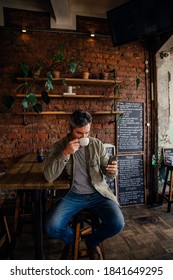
top-left (52, 70), bottom-right (60, 78)
top-left (82, 71), bottom-right (89, 79)
top-left (32, 70), bottom-right (41, 78)
top-left (102, 72), bottom-right (109, 80)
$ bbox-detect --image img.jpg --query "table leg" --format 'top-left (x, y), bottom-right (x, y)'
top-left (33, 189), bottom-right (43, 259)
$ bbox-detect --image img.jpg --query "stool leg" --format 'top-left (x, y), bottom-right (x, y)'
top-left (0, 208), bottom-right (14, 259)
top-left (73, 212), bottom-right (105, 260)
top-left (14, 194), bottom-right (21, 235)
top-left (3, 215), bottom-right (11, 243)
top-left (74, 222), bottom-right (81, 260)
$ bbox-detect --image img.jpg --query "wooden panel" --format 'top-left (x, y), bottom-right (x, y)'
top-left (76, 15), bottom-right (111, 36)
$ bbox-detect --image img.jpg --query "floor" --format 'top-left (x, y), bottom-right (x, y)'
top-left (2, 202), bottom-right (173, 260)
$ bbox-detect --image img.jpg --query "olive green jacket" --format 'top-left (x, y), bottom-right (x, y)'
top-left (44, 135), bottom-right (119, 204)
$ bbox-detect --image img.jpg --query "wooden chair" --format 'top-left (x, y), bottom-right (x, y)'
top-left (0, 197), bottom-right (14, 259)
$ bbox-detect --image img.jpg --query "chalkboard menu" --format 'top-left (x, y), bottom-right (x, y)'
top-left (163, 148), bottom-right (173, 166)
top-left (118, 154), bottom-right (144, 205)
top-left (117, 102), bottom-right (144, 152)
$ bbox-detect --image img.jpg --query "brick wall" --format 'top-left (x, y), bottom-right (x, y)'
top-left (0, 28), bottom-right (148, 167)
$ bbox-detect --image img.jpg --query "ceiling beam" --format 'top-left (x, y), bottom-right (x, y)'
top-left (50, 0), bottom-right (70, 21)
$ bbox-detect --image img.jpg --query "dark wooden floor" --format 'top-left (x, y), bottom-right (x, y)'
top-left (5, 202), bottom-right (173, 260)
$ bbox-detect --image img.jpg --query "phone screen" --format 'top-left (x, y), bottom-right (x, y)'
top-left (108, 155), bottom-right (117, 164)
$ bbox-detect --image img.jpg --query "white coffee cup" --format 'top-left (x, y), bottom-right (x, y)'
top-left (68, 86), bottom-right (73, 93)
top-left (79, 137), bottom-right (89, 147)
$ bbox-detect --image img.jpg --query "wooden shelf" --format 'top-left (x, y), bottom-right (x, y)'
top-left (16, 77), bottom-right (121, 117)
top-left (16, 77), bottom-right (121, 86)
top-left (16, 93), bottom-right (117, 99)
top-left (16, 111), bottom-right (123, 115)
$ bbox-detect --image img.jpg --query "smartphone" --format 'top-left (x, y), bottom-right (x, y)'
top-left (108, 155), bottom-right (117, 165)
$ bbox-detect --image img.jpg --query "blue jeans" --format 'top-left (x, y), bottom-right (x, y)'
top-left (45, 191), bottom-right (125, 248)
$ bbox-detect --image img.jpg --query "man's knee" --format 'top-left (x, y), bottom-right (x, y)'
top-left (110, 216), bottom-right (125, 235)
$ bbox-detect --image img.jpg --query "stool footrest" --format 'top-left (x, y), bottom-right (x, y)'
top-left (72, 210), bottom-right (105, 260)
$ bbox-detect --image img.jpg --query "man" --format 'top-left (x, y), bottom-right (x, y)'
top-left (44, 109), bottom-right (124, 259)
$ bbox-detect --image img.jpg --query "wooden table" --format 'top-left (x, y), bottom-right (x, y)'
top-left (0, 153), bottom-right (70, 259)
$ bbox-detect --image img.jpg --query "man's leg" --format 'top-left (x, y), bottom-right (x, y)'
top-left (85, 192), bottom-right (125, 249)
top-left (45, 191), bottom-right (85, 244)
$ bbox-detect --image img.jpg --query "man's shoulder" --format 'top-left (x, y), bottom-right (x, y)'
top-left (53, 135), bottom-right (69, 148)
top-left (89, 137), bottom-right (103, 146)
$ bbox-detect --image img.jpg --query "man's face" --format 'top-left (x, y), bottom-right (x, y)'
top-left (70, 124), bottom-right (91, 139)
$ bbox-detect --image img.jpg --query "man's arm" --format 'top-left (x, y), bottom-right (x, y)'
top-left (43, 141), bottom-right (70, 182)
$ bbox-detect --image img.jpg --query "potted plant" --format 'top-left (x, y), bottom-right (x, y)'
top-left (2, 62), bottom-right (51, 113)
top-left (49, 45), bottom-right (79, 78)
top-left (32, 62), bottom-right (42, 78)
top-left (50, 45), bottom-right (64, 78)
top-left (81, 68), bottom-right (90, 79)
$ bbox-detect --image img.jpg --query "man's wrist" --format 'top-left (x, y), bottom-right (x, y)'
top-left (63, 150), bottom-right (70, 157)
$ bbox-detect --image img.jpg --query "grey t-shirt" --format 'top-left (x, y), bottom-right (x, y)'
top-left (71, 146), bottom-right (96, 194)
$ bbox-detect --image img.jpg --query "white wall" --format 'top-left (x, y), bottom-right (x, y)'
top-left (156, 35), bottom-right (173, 191)
top-left (156, 36), bottom-right (173, 148)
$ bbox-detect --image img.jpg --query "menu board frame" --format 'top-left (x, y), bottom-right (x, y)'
top-left (117, 101), bottom-right (144, 153)
top-left (163, 148), bottom-right (173, 166)
top-left (118, 154), bottom-right (145, 206)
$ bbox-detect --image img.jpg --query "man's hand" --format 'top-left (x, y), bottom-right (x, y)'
top-left (63, 139), bottom-right (80, 156)
top-left (106, 160), bottom-right (118, 175)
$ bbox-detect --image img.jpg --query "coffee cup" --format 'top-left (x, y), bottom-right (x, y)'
top-left (79, 137), bottom-right (89, 147)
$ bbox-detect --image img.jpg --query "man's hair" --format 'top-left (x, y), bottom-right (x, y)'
top-left (70, 109), bottom-right (92, 129)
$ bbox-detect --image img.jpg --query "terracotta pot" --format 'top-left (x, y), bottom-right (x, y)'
top-left (32, 69), bottom-right (41, 78)
top-left (82, 71), bottom-right (89, 79)
top-left (52, 70), bottom-right (60, 78)
top-left (102, 72), bottom-right (109, 80)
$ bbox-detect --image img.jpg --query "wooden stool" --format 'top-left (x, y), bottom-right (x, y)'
top-left (0, 197), bottom-right (14, 259)
top-left (72, 209), bottom-right (105, 260)
top-left (162, 165), bottom-right (173, 212)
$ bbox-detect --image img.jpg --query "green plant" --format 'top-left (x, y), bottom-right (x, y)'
top-left (113, 75), bottom-right (141, 98)
top-left (32, 62), bottom-right (42, 78)
top-left (33, 62), bottom-right (42, 72)
top-left (50, 45), bottom-right (65, 71)
top-left (20, 62), bottom-right (30, 77)
top-left (50, 45), bottom-right (80, 75)
top-left (2, 62), bottom-right (51, 113)
top-left (108, 74), bottom-right (141, 125)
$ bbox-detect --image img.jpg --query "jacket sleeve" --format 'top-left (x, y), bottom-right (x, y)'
top-left (43, 140), bottom-right (70, 182)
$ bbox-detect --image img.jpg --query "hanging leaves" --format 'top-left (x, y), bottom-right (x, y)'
top-left (45, 72), bottom-right (53, 92)
top-left (69, 60), bottom-right (77, 73)
top-left (136, 76), bottom-right (141, 90)
top-left (21, 93), bottom-right (37, 111)
top-left (33, 103), bottom-right (42, 113)
top-left (26, 93), bottom-right (37, 104)
top-left (20, 62), bottom-right (30, 77)
top-left (41, 91), bottom-right (50, 105)
top-left (22, 98), bottom-right (29, 110)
